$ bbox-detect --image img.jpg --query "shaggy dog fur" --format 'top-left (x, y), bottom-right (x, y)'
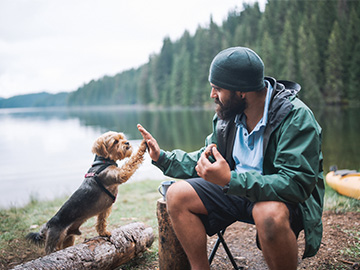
top-left (26, 131), bottom-right (147, 254)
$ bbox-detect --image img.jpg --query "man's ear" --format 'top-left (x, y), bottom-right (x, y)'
top-left (236, 91), bottom-right (245, 99)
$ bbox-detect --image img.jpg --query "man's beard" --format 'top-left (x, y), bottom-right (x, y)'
top-left (215, 91), bottom-right (247, 120)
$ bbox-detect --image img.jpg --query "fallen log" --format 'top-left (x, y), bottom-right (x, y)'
top-left (12, 222), bottom-right (154, 270)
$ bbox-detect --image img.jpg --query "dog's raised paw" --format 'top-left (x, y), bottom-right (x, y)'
top-left (139, 139), bottom-right (147, 151)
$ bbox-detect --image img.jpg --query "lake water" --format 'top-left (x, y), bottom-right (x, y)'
top-left (0, 105), bottom-right (359, 209)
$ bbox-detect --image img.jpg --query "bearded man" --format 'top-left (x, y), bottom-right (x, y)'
top-left (138, 47), bottom-right (324, 270)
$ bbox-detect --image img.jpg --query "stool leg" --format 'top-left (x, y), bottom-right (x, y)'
top-left (208, 232), bottom-right (222, 264)
top-left (208, 229), bottom-right (242, 270)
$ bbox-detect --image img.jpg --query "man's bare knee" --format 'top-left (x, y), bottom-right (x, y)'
top-left (167, 181), bottom-right (190, 202)
top-left (166, 180), bottom-right (207, 216)
top-left (253, 201), bottom-right (291, 240)
top-left (253, 201), bottom-right (290, 222)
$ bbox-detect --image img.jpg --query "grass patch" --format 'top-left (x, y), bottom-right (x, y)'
top-left (1, 179), bottom-right (359, 269)
top-left (0, 196), bottom-right (68, 247)
top-left (340, 229), bottom-right (360, 259)
top-left (324, 182), bottom-right (360, 213)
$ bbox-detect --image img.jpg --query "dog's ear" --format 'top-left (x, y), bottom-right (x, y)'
top-left (92, 136), bottom-right (109, 158)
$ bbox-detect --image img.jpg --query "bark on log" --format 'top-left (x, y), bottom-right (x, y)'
top-left (157, 199), bottom-right (191, 270)
top-left (12, 222), bottom-right (154, 270)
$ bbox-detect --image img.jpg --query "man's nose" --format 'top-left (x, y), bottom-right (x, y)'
top-left (210, 88), bottom-right (217, 98)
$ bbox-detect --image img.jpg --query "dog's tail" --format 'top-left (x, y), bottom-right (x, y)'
top-left (26, 224), bottom-right (47, 246)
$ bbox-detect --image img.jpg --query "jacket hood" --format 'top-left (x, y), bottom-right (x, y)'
top-left (216, 77), bottom-right (302, 166)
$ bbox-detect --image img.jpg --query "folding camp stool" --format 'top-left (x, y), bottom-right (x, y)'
top-left (208, 228), bottom-right (244, 269)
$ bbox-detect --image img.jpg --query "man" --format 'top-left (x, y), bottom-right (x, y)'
top-left (137, 47), bottom-right (324, 270)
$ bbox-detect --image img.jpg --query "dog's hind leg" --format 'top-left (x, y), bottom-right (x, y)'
top-left (62, 222), bottom-right (82, 249)
top-left (62, 234), bottom-right (76, 249)
top-left (45, 226), bottom-right (65, 254)
top-left (96, 207), bottom-right (112, 237)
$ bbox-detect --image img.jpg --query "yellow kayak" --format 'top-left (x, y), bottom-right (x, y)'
top-left (326, 169), bottom-right (360, 200)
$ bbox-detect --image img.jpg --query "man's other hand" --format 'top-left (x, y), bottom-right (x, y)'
top-left (196, 146), bottom-right (231, 186)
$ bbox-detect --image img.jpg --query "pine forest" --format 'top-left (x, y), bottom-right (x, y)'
top-left (67, 0), bottom-right (360, 107)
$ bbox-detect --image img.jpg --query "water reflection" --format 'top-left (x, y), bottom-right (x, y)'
top-left (0, 107), bottom-right (215, 208)
top-left (0, 105), bottom-right (359, 208)
top-left (67, 107), bottom-right (215, 152)
top-left (315, 106), bottom-right (360, 171)
top-left (69, 105), bottom-right (360, 172)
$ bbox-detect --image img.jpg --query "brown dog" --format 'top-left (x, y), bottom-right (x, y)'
top-left (26, 131), bottom-right (147, 254)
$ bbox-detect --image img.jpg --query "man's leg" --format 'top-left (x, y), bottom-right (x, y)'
top-left (252, 201), bottom-right (298, 270)
top-left (166, 180), bottom-right (210, 270)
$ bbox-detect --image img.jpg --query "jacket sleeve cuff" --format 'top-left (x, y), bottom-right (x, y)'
top-left (224, 171), bottom-right (247, 196)
top-left (151, 150), bottom-right (166, 170)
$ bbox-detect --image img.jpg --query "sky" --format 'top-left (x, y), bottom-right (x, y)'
top-left (0, 0), bottom-right (266, 99)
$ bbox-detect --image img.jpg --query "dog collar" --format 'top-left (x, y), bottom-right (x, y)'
top-left (91, 155), bottom-right (118, 167)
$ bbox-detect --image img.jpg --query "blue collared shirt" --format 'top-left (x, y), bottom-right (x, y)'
top-left (232, 80), bottom-right (273, 174)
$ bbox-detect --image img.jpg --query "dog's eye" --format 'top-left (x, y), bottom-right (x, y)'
top-left (113, 140), bottom-right (119, 145)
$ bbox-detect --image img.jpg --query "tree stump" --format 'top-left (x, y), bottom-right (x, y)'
top-left (157, 198), bottom-right (191, 270)
top-left (12, 222), bottom-right (154, 270)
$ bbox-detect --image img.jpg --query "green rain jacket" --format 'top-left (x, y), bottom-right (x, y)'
top-left (153, 77), bottom-right (324, 258)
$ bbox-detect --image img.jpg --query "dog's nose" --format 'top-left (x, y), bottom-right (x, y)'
top-left (125, 141), bottom-right (130, 146)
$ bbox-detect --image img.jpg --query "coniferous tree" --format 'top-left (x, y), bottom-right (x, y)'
top-left (259, 31), bottom-right (276, 77)
top-left (312, 0), bottom-right (337, 89)
top-left (348, 42), bottom-right (360, 104)
top-left (297, 21), bottom-right (322, 105)
top-left (279, 19), bottom-right (297, 81)
top-left (176, 31), bottom-right (194, 106)
top-left (344, 5), bottom-right (360, 100)
top-left (169, 54), bottom-right (183, 106)
top-left (222, 8), bottom-right (242, 47)
top-left (193, 27), bottom-right (213, 106)
top-left (233, 24), bottom-right (248, 47)
top-left (137, 64), bottom-right (151, 104)
top-left (147, 55), bottom-right (160, 104)
top-left (180, 51), bottom-right (192, 106)
top-left (232, 3), bottom-right (261, 48)
top-left (209, 16), bottom-right (224, 56)
top-left (324, 21), bottom-right (344, 104)
top-left (155, 37), bottom-right (173, 105)
top-left (258, 0), bottom-right (290, 77)
top-left (245, 2), bottom-right (262, 47)
top-left (259, 0), bottom-right (286, 40)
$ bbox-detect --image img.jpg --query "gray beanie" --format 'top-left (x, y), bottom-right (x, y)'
top-left (208, 47), bottom-right (265, 92)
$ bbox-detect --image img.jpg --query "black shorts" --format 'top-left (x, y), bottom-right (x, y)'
top-left (187, 178), bottom-right (303, 239)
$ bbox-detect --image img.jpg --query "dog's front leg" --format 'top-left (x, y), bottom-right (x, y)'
top-left (96, 207), bottom-right (112, 237)
top-left (117, 139), bottom-right (147, 183)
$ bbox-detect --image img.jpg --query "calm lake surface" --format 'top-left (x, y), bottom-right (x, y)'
top-left (0, 105), bottom-right (359, 209)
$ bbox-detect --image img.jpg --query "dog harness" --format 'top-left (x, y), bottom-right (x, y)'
top-left (84, 155), bottom-right (118, 202)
